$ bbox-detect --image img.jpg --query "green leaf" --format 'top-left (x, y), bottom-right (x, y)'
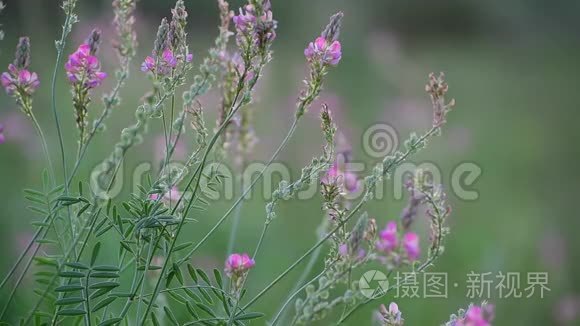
top-left (185, 301), bottom-right (198, 318)
top-left (55, 297), bottom-right (85, 306)
top-left (195, 302), bottom-right (216, 317)
top-left (151, 312), bottom-right (160, 326)
top-left (173, 242), bottom-right (194, 252)
top-left (55, 285), bottom-right (84, 292)
top-left (92, 265), bottom-right (120, 272)
top-left (57, 309), bottom-right (86, 316)
top-left (92, 296), bottom-right (116, 312)
top-left (196, 269), bottom-right (210, 285)
top-left (137, 265), bottom-right (162, 271)
top-left (187, 264), bottom-right (198, 283)
top-left (97, 318), bottom-right (122, 326)
top-left (164, 306), bottom-right (179, 326)
top-left (173, 263), bottom-right (183, 285)
top-left (89, 282), bottom-right (120, 290)
top-left (64, 262), bottom-right (89, 270)
top-left (90, 288), bottom-right (110, 300)
top-left (235, 312), bottom-right (265, 321)
top-left (34, 257), bottom-right (58, 267)
top-left (213, 269), bottom-right (223, 288)
top-left (77, 203), bottom-right (91, 218)
top-left (58, 271), bottom-right (85, 278)
top-left (91, 242), bottom-right (101, 266)
top-left (90, 272), bottom-right (120, 279)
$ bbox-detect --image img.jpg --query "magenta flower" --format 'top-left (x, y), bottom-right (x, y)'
top-left (376, 221), bottom-right (398, 252)
top-left (455, 305), bottom-right (494, 326)
top-left (225, 253), bottom-right (255, 277)
top-left (64, 44), bottom-right (107, 89)
top-left (1, 64), bottom-right (39, 96)
top-left (233, 6), bottom-right (256, 32)
top-left (304, 36), bottom-right (342, 66)
top-left (0, 123), bottom-right (5, 144)
top-left (141, 48), bottom-right (191, 76)
top-left (403, 232), bottom-right (420, 261)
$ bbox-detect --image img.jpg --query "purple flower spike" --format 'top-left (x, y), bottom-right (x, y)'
top-left (225, 253), bottom-right (255, 277)
top-left (403, 232), bottom-right (420, 261)
top-left (305, 36), bottom-right (342, 66)
top-left (376, 221), bottom-right (398, 253)
top-left (1, 64), bottom-right (40, 96)
top-left (65, 43), bottom-right (107, 89)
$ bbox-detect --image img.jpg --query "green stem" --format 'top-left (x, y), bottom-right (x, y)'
top-left (29, 113), bottom-right (55, 185)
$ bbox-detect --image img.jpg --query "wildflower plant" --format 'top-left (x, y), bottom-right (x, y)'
top-left (0, 0), bottom-right (491, 325)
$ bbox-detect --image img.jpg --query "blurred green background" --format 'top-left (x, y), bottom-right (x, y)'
top-left (1, 0), bottom-right (579, 324)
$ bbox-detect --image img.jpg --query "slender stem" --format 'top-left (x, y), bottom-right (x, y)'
top-left (226, 171), bottom-right (245, 255)
top-left (135, 231), bottom-right (157, 322)
top-left (29, 113), bottom-right (55, 184)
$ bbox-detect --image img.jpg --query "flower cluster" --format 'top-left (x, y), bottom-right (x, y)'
top-left (65, 44), bottom-right (107, 89)
top-left (232, 0), bottom-right (277, 50)
top-left (304, 12), bottom-right (343, 67)
top-left (141, 48), bottom-right (192, 76)
top-left (141, 1), bottom-right (193, 77)
top-left (224, 253), bottom-right (255, 277)
top-left (65, 29), bottom-right (107, 144)
top-left (376, 221), bottom-right (421, 262)
top-left (376, 302), bottom-right (404, 326)
top-left (225, 253), bottom-right (255, 296)
top-left (446, 304), bottom-right (495, 326)
top-left (1, 37), bottom-right (40, 115)
top-left (1, 65), bottom-right (39, 97)
top-left (304, 36), bottom-right (342, 66)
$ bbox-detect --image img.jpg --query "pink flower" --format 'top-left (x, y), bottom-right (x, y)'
top-left (389, 302), bottom-right (399, 315)
top-left (65, 43), bottom-right (107, 89)
top-left (1, 64), bottom-right (39, 96)
top-left (0, 123), bottom-right (5, 144)
top-left (376, 221), bottom-right (398, 252)
top-left (141, 56), bottom-right (156, 72)
top-left (141, 48), bottom-right (188, 76)
top-left (149, 187), bottom-right (182, 206)
top-left (305, 36), bottom-right (342, 66)
top-left (233, 6), bottom-right (256, 32)
top-left (455, 305), bottom-right (494, 326)
top-left (403, 232), bottom-right (420, 261)
top-left (225, 253), bottom-right (255, 277)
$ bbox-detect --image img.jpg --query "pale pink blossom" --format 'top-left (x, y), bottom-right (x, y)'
top-left (305, 36), bottom-right (342, 66)
top-left (403, 232), bottom-right (420, 261)
top-left (225, 253), bottom-right (255, 277)
top-left (376, 221), bottom-right (398, 252)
